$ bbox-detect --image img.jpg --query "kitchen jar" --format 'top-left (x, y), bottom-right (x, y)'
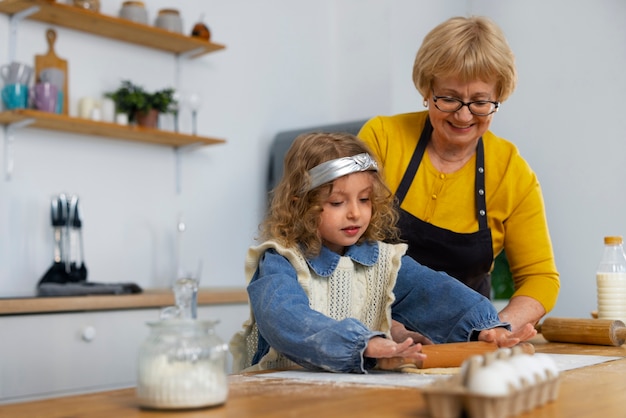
top-left (119, 1), bottom-right (148, 25)
top-left (137, 319), bottom-right (228, 409)
top-left (155, 8), bottom-right (183, 33)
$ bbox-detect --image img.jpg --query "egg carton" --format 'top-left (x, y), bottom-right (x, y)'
top-left (422, 346), bottom-right (561, 418)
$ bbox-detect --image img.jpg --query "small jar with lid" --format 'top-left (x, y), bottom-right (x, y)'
top-left (119, 1), bottom-right (148, 25)
top-left (155, 8), bottom-right (183, 33)
top-left (136, 319), bottom-right (228, 409)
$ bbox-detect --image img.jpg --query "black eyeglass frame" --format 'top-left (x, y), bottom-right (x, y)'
top-left (431, 90), bottom-right (500, 116)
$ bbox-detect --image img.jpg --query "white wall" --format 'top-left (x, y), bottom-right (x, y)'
top-left (469, 0), bottom-right (626, 319)
top-left (2, 1), bottom-right (625, 321)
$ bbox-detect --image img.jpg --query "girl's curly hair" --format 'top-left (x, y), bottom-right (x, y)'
top-left (259, 132), bottom-right (400, 257)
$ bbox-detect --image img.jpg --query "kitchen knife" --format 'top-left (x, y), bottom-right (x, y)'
top-left (68, 194), bottom-right (87, 282)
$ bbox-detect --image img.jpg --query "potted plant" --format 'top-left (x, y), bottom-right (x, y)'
top-left (105, 80), bottom-right (177, 128)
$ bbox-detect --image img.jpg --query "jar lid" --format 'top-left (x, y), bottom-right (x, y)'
top-left (604, 236), bottom-right (623, 245)
top-left (122, 1), bottom-right (145, 7)
top-left (158, 8), bottom-right (180, 16)
top-left (147, 318), bottom-right (220, 330)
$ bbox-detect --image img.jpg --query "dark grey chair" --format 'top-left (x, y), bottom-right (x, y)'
top-left (267, 119), bottom-right (369, 192)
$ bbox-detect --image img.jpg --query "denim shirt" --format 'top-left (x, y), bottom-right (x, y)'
top-left (246, 241), bottom-right (508, 374)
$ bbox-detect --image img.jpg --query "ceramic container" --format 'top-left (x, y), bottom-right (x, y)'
top-left (32, 82), bottom-right (58, 113)
top-left (78, 96), bottom-right (97, 119)
top-left (155, 9), bottom-right (183, 33)
top-left (119, 1), bottom-right (148, 25)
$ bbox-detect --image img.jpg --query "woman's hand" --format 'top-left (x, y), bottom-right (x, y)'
top-left (390, 319), bottom-right (434, 345)
top-left (477, 323), bottom-right (537, 348)
top-left (498, 295), bottom-right (546, 333)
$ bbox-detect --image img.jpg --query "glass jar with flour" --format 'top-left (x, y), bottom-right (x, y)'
top-left (136, 318), bottom-right (228, 409)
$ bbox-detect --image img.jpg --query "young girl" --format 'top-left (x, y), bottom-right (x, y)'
top-left (230, 132), bottom-right (535, 374)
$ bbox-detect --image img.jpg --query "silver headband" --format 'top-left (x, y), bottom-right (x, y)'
top-left (305, 153), bottom-right (378, 192)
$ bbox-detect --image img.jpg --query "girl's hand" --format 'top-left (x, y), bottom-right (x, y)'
top-left (364, 336), bottom-right (426, 361)
top-left (390, 320), bottom-right (434, 345)
top-left (477, 323), bottom-right (537, 348)
top-left (367, 337), bottom-right (426, 371)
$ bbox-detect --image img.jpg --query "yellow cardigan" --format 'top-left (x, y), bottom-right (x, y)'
top-left (358, 111), bottom-right (560, 312)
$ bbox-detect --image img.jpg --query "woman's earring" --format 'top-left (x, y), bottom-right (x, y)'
top-left (423, 98), bottom-right (428, 108)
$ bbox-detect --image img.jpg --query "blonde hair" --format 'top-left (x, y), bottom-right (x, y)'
top-left (413, 16), bottom-right (517, 102)
top-left (260, 132), bottom-right (400, 257)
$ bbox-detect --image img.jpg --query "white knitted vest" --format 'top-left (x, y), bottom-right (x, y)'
top-left (229, 241), bottom-right (407, 372)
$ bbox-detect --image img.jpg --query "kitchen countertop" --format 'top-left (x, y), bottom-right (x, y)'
top-left (1, 336), bottom-right (624, 417)
top-left (0, 287), bottom-right (248, 315)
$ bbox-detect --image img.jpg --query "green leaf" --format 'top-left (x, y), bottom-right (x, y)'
top-left (105, 80), bottom-right (178, 122)
top-left (491, 251), bottom-right (515, 299)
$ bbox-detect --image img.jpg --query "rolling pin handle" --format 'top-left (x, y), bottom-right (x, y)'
top-left (613, 323), bottom-right (626, 345)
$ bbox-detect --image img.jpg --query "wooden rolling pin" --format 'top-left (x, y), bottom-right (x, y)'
top-left (536, 317), bottom-right (626, 346)
top-left (378, 341), bottom-right (535, 370)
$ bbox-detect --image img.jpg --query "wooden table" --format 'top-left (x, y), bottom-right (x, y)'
top-left (1, 337), bottom-right (625, 418)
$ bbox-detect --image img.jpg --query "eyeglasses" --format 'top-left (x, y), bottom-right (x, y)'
top-left (431, 90), bottom-right (500, 116)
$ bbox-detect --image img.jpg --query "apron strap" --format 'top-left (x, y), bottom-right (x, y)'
top-left (395, 118), bottom-right (431, 203)
top-left (475, 138), bottom-right (487, 230)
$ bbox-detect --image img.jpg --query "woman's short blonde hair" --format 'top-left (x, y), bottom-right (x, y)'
top-left (261, 132), bottom-right (400, 257)
top-left (413, 16), bottom-right (517, 102)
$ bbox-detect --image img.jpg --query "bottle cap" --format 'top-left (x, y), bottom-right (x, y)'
top-left (604, 236), bottom-right (623, 245)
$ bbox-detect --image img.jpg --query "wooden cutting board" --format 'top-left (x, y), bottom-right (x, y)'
top-left (35, 28), bottom-right (69, 115)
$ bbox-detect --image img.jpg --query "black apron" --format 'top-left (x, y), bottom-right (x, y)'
top-left (395, 118), bottom-right (494, 298)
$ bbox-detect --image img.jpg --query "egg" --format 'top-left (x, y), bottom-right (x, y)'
top-left (534, 353), bottom-right (559, 379)
top-left (467, 366), bottom-right (509, 396)
top-left (490, 359), bottom-right (522, 390)
top-left (460, 355), bottom-right (484, 383)
top-left (508, 354), bottom-right (539, 386)
top-left (466, 359), bottom-right (520, 396)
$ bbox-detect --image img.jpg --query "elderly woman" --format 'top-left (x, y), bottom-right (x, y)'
top-left (358, 16), bottom-right (559, 333)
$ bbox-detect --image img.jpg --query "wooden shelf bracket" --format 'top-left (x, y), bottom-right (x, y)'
top-left (7, 5), bottom-right (38, 62)
top-left (3, 118), bottom-right (34, 180)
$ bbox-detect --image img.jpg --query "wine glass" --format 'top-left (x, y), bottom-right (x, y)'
top-left (187, 92), bottom-right (202, 136)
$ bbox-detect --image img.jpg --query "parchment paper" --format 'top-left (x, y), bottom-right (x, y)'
top-left (253, 354), bottom-right (622, 388)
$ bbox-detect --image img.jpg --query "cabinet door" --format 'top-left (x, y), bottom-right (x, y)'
top-left (0, 309), bottom-right (154, 403)
top-left (0, 304), bottom-right (249, 404)
top-left (196, 304), bottom-right (251, 372)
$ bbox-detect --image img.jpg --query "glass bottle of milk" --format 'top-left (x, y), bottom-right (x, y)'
top-left (596, 236), bottom-right (626, 323)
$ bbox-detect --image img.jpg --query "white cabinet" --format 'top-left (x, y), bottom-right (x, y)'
top-left (0, 303), bottom-right (249, 404)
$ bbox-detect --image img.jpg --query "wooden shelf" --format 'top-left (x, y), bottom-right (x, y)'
top-left (0, 109), bottom-right (225, 147)
top-left (0, 0), bottom-right (225, 57)
top-left (0, 287), bottom-right (248, 315)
